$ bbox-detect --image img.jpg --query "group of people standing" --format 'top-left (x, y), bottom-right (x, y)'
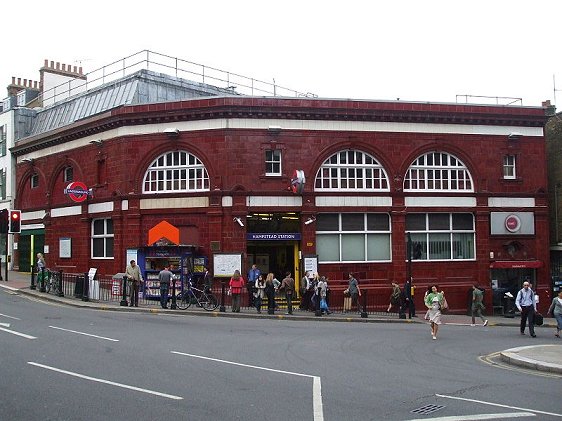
top-left (300, 271), bottom-right (332, 314)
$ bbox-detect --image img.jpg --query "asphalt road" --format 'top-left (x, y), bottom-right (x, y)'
top-left (1, 288), bottom-right (561, 421)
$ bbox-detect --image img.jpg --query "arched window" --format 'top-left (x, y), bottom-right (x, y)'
top-left (314, 150), bottom-right (389, 191)
top-left (143, 151), bottom-right (209, 193)
top-left (403, 151), bottom-right (473, 192)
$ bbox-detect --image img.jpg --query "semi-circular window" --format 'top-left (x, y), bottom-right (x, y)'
top-left (314, 150), bottom-right (389, 191)
top-left (404, 151), bottom-right (473, 192)
top-left (142, 151), bottom-right (209, 193)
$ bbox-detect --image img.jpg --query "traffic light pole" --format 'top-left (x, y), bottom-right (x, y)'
top-left (4, 232), bottom-right (8, 282)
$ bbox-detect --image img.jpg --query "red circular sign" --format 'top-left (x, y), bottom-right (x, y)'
top-left (505, 214), bottom-right (521, 233)
top-left (64, 181), bottom-right (90, 203)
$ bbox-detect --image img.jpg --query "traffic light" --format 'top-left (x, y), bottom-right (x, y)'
top-left (0, 209), bottom-right (7, 234)
top-left (9, 210), bottom-right (21, 233)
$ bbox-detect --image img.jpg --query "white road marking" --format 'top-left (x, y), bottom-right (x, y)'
top-left (27, 362), bottom-right (182, 400)
top-left (0, 322), bottom-right (10, 327)
top-left (436, 394), bottom-right (562, 418)
top-left (172, 351), bottom-right (324, 421)
top-left (0, 327), bottom-right (36, 339)
top-left (49, 326), bottom-right (119, 342)
top-left (0, 284), bottom-right (19, 292)
top-left (0, 312), bottom-right (21, 320)
top-left (408, 412), bottom-right (535, 420)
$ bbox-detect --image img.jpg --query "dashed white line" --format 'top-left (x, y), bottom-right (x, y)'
top-left (28, 362), bottom-right (182, 400)
top-left (171, 351), bottom-right (324, 421)
top-left (48, 326), bottom-right (119, 342)
top-left (407, 412), bottom-right (535, 420)
top-left (0, 326), bottom-right (36, 339)
top-left (436, 394), bottom-right (562, 418)
top-left (0, 312), bottom-right (21, 320)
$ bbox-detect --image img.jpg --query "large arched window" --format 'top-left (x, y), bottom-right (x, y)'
top-left (314, 150), bottom-right (389, 191)
top-left (403, 151), bottom-right (473, 192)
top-left (143, 151), bottom-right (209, 193)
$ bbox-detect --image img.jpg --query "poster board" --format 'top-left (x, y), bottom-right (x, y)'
top-left (303, 255), bottom-right (318, 276)
top-left (213, 253), bottom-right (243, 278)
top-left (88, 267), bottom-right (99, 300)
top-left (59, 238), bottom-right (71, 258)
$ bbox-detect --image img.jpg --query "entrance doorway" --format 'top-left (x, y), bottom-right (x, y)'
top-left (247, 242), bottom-right (298, 282)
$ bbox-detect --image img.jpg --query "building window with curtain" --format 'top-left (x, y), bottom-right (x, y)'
top-left (91, 218), bottom-right (114, 258)
top-left (143, 150), bottom-right (209, 193)
top-left (316, 213), bottom-right (391, 262)
top-left (404, 151), bottom-right (473, 192)
top-left (406, 213), bottom-right (475, 260)
top-left (314, 149), bottom-right (390, 191)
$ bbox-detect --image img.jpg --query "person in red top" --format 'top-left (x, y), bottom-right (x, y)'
top-left (229, 270), bottom-right (245, 313)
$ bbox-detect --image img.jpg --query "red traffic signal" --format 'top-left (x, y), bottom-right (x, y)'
top-left (9, 210), bottom-right (21, 233)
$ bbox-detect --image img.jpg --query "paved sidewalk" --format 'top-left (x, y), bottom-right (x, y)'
top-left (1, 270), bottom-right (561, 374)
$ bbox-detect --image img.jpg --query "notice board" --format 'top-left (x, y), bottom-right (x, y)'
top-left (213, 253), bottom-right (243, 278)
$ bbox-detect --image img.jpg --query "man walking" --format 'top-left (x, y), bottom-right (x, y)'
top-left (247, 264), bottom-right (260, 307)
top-left (515, 281), bottom-right (537, 337)
top-left (280, 271), bottom-right (295, 315)
top-left (203, 266), bottom-right (213, 292)
top-left (158, 266), bottom-right (173, 309)
top-left (471, 284), bottom-right (488, 326)
top-left (125, 259), bottom-right (143, 307)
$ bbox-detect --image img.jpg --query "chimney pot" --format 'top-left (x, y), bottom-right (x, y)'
top-left (79, 67), bottom-right (83, 74)
top-left (73, 65), bottom-right (77, 73)
top-left (11, 76), bottom-right (15, 84)
top-left (17, 78), bottom-right (21, 85)
top-left (44, 59), bottom-right (48, 67)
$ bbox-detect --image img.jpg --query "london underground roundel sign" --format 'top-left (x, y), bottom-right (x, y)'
top-left (505, 214), bottom-right (521, 233)
top-left (64, 181), bottom-right (92, 203)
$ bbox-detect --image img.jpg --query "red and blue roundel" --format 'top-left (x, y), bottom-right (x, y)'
top-left (290, 170), bottom-right (306, 194)
top-left (64, 181), bottom-right (92, 203)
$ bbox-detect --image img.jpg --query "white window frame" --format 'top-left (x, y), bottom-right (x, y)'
top-left (314, 150), bottom-right (390, 192)
top-left (142, 150), bottom-right (209, 193)
top-left (404, 151), bottom-right (474, 192)
top-left (503, 155), bottom-right (516, 179)
top-left (265, 149), bottom-right (282, 176)
top-left (91, 218), bottom-right (114, 259)
top-left (406, 213), bottom-right (475, 261)
top-left (316, 213), bottom-right (392, 263)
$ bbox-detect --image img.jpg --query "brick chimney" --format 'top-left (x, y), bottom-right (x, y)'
top-left (6, 76), bottom-right (40, 97)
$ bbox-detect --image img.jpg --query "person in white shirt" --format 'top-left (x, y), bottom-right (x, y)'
top-left (515, 281), bottom-right (537, 337)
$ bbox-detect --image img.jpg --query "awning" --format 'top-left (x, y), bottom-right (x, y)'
top-left (489, 260), bottom-right (542, 269)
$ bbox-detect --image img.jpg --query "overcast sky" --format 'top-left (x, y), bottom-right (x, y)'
top-left (3, 0), bottom-right (562, 107)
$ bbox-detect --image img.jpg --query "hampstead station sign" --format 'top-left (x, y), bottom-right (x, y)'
top-left (247, 233), bottom-right (301, 240)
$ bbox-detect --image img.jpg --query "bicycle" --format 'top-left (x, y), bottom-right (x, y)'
top-left (45, 270), bottom-right (61, 295)
top-left (177, 283), bottom-right (218, 311)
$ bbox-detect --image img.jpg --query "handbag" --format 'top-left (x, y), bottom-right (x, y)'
top-left (440, 296), bottom-right (449, 313)
top-left (320, 298), bottom-right (328, 311)
top-left (534, 312), bottom-right (544, 326)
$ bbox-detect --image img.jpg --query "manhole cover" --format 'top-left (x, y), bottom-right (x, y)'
top-left (411, 404), bottom-right (446, 415)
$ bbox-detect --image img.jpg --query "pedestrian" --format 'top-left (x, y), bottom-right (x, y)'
top-left (272, 274), bottom-right (280, 309)
top-left (300, 271), bottom-right (310, 310)
top-left (202, 266), bottom-right (213, 292)
top-left (279, 271), bottom-right (295, 315)
top-left (229, 269), bottom-right (245, 313)
top-left (386, 282), bottom-right (402, 313)
top-left (125, 259), bottom-right (143, 307)
top-left (35, 253), bottom-right (47, 286)
top-left (158, 266), bottom-right (173, 309)
top-left (265, 273), bottom-right (276, 313)
top-left (424, 285), bottom-right (445, 340)
top-left (471, 284), bottom-right (488, 326)
top-left (254, 274), bottom-right (266, 313)
top-left (547, 289), bottom-right (562, 338)
top-left (515, 281), bottom-right (537, 337)
top-left (247, 264), bottom-right (261, 307)
top-left (317, 276), bottom-right (331, 315)
top-left (402, 277), bottom-right (416, 318)
top-left (346, 273), bottom-right (362, 314)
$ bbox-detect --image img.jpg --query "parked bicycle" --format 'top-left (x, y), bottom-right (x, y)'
top-left (45, 270), bottom-right (61, 295)
top-left (177, 282), bottom-right (218, 311)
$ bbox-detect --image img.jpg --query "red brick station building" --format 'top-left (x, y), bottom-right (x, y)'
top-left (11, 71), bottom-right (551, 312)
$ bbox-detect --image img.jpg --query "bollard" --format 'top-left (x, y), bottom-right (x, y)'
top-left (39, 267), bottom-right (46, 292)
top-left (120, 275), bottom-right (128, 306)
top-left (30, 265), bottom-right (36, 290)
top-left (171, 278), bottom-right (177, 310)
top-left (361, 289), bottom-right (368, 318)
top-left (220, 282), bottom-right (226, 312)
top-left (58, 270), bottom-right (64, 297)
top-left (82, 272), bottom-right (89, 302)
top-left (0, 257), bottom-right (3, 281)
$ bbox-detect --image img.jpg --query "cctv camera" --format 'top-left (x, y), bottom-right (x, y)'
top-left (234, 217), bottom-right (244, 227)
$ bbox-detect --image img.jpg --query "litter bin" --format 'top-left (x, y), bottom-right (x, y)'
top-left (503, 293), bottom-right (515, 318)
top-left (74, 275), bottom-right (84, 298)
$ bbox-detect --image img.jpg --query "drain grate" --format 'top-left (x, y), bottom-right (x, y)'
top-left (411, 404), bottom-right (446, 415)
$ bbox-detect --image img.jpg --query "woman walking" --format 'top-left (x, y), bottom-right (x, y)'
top-left (265, 273), bottom-right (276, 313)
top-left (547, 289), bottom-right (562, 338)
top-left (254, 274), bottom-right (266, 313)
top-left (229, 270), bottom-right (245, 313)
top-left (425, 285), bottom-right (446, 340)
top-left (386, 282), bottom-right (402, 313)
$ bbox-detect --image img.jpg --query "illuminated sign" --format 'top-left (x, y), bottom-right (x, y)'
top-left (64, 181), bottom-right (93, 203)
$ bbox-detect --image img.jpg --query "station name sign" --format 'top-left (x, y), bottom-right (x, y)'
top-left (247, 233), bottom-right (301, 240)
